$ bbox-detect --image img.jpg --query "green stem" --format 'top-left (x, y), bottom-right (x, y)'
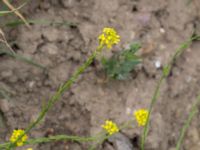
top-left (141, 35), bottom-right (200, 150)
top-left (175, 94), bottom-right (200, 150)
top-left (0, 134), bottom-right (104, 149)
top-left (141, 76), bottom-right (164, 150)
top-left (7, 45), bottom-right (103, 149)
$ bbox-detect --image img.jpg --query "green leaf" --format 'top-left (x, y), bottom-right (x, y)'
top-left (163, 65), bottom-right (171, 77)
top-left (129, 43), bottom-right (141, 53)
top-left (102, 43), bottom-right (141, 80)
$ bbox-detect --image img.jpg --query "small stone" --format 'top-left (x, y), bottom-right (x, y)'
top-left (40, 43), bottom-right (58, 55)
top-left (139, 42), bottom-right (156, 55)
top-left (60, 0), bottom-right (73, 8)
top-left (0, 100), bottom-right (10, 112)
top-left (109, 133), bottom-right (135, 150)
top-left (28, 81), bottom-right (35, 88)
top-left (159, 44), bottom-right (166, 50)
top-left (130, 31), bottom-right (136, 40)
top-left (64, 145), bottom-right (69, 150)
top-left (126, 107), bottom-right (132, 115)
top-left (42, 28), bottom-right (59, 42)
top-left (155, 60), bottom-right (161, 69)
top-left (160, 28), bottom-right (165, 34)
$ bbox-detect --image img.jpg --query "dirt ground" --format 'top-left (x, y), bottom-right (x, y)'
top-left (0, 0), bottom-right (200, 150)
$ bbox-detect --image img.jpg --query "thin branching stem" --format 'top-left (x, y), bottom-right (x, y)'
top-left (6, 45), bottom-right (103, 149)
top-left (175, 94), bottom-right (200, 150)
top-left (0, 133), bottom-right (105, 149)
top-left (141, 35), bottom-right (200, 150)
top-left (2, 0), bottom-right (30, 28)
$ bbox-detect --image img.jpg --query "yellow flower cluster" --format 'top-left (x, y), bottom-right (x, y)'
top-left (9, 129), bottom-right (28, 147)
top-left (134, 109), bottom-right (149, 127)
top-left (101, 120), bottom-right (119, 135)
top-left (98, 27), bottom-right (120, 49)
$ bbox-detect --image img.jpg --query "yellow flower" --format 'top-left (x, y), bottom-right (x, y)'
top-left (27, 148), bottom-right (33, 150)
top-left (9, 129), bottom-right (28, 147)
top-left (98, 27), bottom-right (120, 49)
top-left (134, 109), bottom-right (149, 127)
top-left (101, 120), bottom-right (119, 135)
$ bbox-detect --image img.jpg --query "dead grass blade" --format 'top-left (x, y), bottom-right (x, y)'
top-left (0, 28), bottom-right (15, 53)
top-left (2, 0), bottom-right (30, 28)
top-left (0, 2), bottom-right (26, 16)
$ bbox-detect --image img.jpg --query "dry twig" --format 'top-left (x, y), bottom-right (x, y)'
top-left (2, 0), bottom-right (30, 28)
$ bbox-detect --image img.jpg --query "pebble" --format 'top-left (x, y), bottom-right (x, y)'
top-left (160, 28), bottom-right (166, 34)
top-left (28, 81), bottom-right (35, 88)
top-left (42, 28), bottom-right (59, 42)
top-left (159, 44), bottom-right (166, 50)
top-left (154, 60), bottom-right (161, 69)
top-left (126, 107), bottom-right (132, 115)
top-left (139, 42), bottom-right (156, 55)
top-left (0, 99), bottom-right (10, 112)
top-left (108, 133), bottom-right (135, 150)
top-left (60, 0), bottom-right (73, 8)
top-left (40, 43), bottom-right (58, 55)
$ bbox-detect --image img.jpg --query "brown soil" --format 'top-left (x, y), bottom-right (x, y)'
top-left (0, 0), bottom-right (200, 150)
